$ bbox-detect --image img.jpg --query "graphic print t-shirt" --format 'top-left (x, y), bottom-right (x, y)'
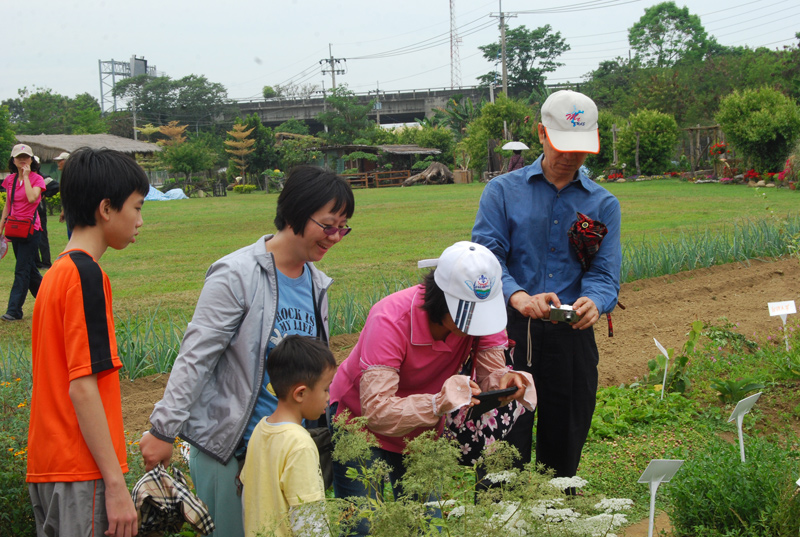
top-left (242, 266), bottom-right (316, 447)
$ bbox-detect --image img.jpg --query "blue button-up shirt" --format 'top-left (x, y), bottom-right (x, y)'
top-left (471, 155), bottom-right (622, 314)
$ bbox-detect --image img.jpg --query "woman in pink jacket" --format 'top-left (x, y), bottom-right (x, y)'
top-left (329, 241), bottom-right (536, 535)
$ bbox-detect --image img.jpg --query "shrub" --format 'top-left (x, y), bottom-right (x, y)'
top-left (233, 184), bottom-right (257, 194)
top-left (667, 434), bottom-right (800, 537)
top-left (716, 86), bottom-right (800, 173)
top-left (585, 110), bottom-right (623, 175)
top-left (618, 109), bottom-right (679, 176)
top-left (0, 350), bottom-right (35, 537)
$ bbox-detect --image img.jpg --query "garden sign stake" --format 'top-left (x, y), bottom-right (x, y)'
top-left (767, 300), bottom-right (796, 354)
top-left (638, 459), bottom-right (684, 537)
top-left (653, 338), bottom-right (669, 400)
top-left (727, 391), bottom-right (762, 463)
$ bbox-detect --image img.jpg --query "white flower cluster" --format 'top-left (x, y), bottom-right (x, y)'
top-left (594, 497), bottom-right (634, 513)
top-left (548, 475), bottom-right (588, 491)
top-left (485, 470), bottom-right (515, 484)
top-left (566, 512), bottom-right (628, 536)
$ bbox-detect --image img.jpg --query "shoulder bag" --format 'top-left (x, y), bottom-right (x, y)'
top-left (4, 175), bottom-right (36, 240)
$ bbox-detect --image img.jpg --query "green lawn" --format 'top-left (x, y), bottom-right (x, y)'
top-left (0, 180), bottom-right (797, 339)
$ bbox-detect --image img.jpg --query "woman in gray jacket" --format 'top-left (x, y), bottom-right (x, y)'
top-left (139, 166), bottom-right (354, 537)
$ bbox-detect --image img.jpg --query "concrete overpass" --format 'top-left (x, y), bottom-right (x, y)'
top-left (236, 86), bottom-right (494, 131)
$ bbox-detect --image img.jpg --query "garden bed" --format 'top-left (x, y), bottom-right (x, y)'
top-left (118, 256), bottom-right (800, 536)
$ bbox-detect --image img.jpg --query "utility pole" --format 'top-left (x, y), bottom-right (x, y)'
top-left (492, 1), bottom-right (516, 96)
top-left (320, 44), bottom-right (346, 89)
top-left (321, 80), bottom-right (328, 133)
top-left (373, 82), bottom-right (381, 126)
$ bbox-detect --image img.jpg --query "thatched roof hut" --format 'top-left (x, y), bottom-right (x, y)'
top-left (15, 134), bottom-right (161, 161)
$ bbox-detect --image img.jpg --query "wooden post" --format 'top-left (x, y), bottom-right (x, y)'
top-left (695, 124), bottom-right (701, 173)
top-left (635, 132), bottom-right (641, 176)
top-left (612, 123), bottom-right (618, 167)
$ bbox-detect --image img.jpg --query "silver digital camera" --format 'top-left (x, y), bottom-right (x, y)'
top-left (547, 305), bottom-right (581, 324)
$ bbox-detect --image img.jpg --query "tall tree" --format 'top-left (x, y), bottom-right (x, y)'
top-left (0, 105), bottom-right (17, 170)
top-left (244, 114), bottom-right (279, 174)
top-left (8, 87), bottom-right (67, 134)
top-left (478, 24), bottom-right (570, 96)
top-left (628, 2), bottom-right (713, 68)
top-left (66, 93), bottom-right (106, 134)
top-left (173, 74), bottom-right (230, 133)
top-left (225, 122), bottom-right (256, 181)
top-left (161, 136), bottom-right (217, 184)
top-left (113, 75), bottom-right (176, 126)
top-left (158, 121), bottom-right (188, 146)
top-left (316, 86), bottom-right (376, 145)
top-left (113, 74), bottom-right (229, 131)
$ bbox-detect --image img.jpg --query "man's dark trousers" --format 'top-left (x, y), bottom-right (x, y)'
top-left (505, 309), bottom-right (599, 478)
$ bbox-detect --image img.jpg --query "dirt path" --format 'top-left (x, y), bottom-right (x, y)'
top-left (120, 257), bottom-right (800, 536)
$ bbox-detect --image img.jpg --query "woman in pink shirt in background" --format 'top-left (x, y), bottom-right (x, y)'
top-left (329, 241), bottom-right (536, 536)
top-left (0, 144), bottom-right (46, 321)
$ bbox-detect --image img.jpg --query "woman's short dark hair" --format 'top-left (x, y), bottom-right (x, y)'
top-left (61, 147), bottom-right (150, 229)
top-left (7, 154), bottom-right (41, 175)
top-left (274, 166), bottom-right (354, 235)
top-left (267, 335), bottom-right (337, 399)
top-left (421, 270), bottom-right (450, 325)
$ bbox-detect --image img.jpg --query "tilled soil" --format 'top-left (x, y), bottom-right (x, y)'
top-left (121, 256), bottom-right (800, 536)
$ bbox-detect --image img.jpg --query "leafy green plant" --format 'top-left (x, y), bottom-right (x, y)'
top-left (115, 308), bottom-right (187, 380)
top-left (632, 320), bottom-right (702, 394)
top-left (709, 378), bottom-right (765, 404)
top-left (330, 412), bottom-right (634, 537)
top-left (716, 86), bottom-right (800, 173)
top-left (233, 184), bottom-right (258, 194)
top-left (703, 320), bottom-right (759, 354)
top-left (590, 386), bottom-right (698, 439)
top-left (667, 434), bottom-right (800, 537)
top-left (618, 109), bottom-right (679, 175)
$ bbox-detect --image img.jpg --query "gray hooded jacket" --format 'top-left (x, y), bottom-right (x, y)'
top-left (148, 235), bottom-right (332, 463)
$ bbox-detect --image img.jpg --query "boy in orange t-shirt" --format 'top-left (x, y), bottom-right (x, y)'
top-left (27, 148), bottom-right (149, 537)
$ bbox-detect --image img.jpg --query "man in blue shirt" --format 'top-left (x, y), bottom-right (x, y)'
top-left (472, 90), bottom-right (621, 480)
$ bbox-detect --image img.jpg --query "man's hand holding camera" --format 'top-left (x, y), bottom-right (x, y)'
top-left (509, 291), bottom-right (599, 330)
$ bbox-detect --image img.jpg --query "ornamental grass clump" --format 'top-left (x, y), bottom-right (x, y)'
top-left (667, 434), bottom-right (800, 537)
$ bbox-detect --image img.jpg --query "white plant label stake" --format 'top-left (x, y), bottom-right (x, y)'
top-left (727, 392), bottom-right (762, 462)
top-left (638, 459), bottom-right (684, 537)
top-left (768, 300), bottom-right (796, 353)
top-left (654, 338), bottom-right (670, 400)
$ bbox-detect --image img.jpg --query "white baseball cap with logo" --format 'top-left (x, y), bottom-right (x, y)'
top-left (418, 241), bottom-right (506, 336)
top-left (541, 90), bottom-right (600, 154)
top-left (10, 144), bottom-right (34, 158)
top-left (53, 152), bottom-right (71, 161)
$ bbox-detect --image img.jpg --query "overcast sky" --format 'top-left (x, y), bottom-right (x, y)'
top-left (3, 0), bottom-right (798, 107)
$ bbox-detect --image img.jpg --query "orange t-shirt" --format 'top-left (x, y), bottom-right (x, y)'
top-left (27, 249), bottom-right (129, 483)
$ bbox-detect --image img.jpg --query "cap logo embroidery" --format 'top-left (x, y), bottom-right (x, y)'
top-left (565, 106), bottom-right (586, 127)
top-left (465, 275), bottom-right (494, 300)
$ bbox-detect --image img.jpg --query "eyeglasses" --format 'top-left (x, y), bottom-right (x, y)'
top-left (309, 217), bottom-right (352, 237)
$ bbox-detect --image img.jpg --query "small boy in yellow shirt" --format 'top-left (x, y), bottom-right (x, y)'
top-left (240, 335), bottom-right (336, 537)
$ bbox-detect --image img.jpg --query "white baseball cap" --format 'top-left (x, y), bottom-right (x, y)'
top-left (541, 90), bottom-right (600, 154)
top-left (54, 152), bottom-right (70, 161)
top-left (418, 241), bottom-right (506, 336)
top-left (10, 144), bottom-right (34, 158)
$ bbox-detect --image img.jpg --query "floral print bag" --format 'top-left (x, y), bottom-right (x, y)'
top-left (443, 341), bottom-right (525, 466)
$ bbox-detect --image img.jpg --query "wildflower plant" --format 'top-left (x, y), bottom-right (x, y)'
top-left (330, 412), bottom-right (635, 537)
top-left (0, 353), bottom-right (35, 536)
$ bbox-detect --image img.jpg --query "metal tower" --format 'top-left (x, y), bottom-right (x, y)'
top-left (98, 56), bottom-right (158, 114)
top-left (450, 0), bottom-right (462, 89)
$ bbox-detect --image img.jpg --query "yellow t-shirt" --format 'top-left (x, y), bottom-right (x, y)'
top-left (241, 420), bottom-right (325, 537)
